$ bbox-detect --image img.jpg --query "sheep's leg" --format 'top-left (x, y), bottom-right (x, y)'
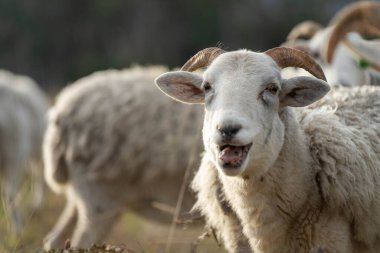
top-left (43, 198), bottom-right (77, 250)
top-left (70, 197), bottom-right (122, 248)
top-left (30, 161), bottom-right (45, 210)
top-left (2, 164), bottom-right (24, 234)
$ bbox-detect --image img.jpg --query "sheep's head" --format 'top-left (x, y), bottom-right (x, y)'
top-left (326, 1), bottom-right (380, 63)
top-left (155, 47), bottom-right (329, 177)
top-left (283, 20), bottom-right (324, 54)
top-left (284, 1), bottom-right (380, 66)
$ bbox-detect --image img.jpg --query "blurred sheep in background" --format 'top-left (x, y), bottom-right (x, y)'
top-left (283, 1), bottom-right (380, 87)
top-left (0, 69), bottom-right (48, 233)
top-left (43, 66), bottom-right (205, 249)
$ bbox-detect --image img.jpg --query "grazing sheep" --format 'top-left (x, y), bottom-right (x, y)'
top-left (155, 46), bottom-right (380, 253)
top-left (43, 66), bottom-right (205, 250)
top-left (0, 69), bottom-right (48, 233)
top-left (283, 1), bottom-right (380, 87)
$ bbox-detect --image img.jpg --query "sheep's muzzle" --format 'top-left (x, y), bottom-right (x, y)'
top-left (218, 143), bottom-right (252, 169)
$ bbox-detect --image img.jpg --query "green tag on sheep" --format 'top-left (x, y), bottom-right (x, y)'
top-left (358, 59), bottom-right (370, 69)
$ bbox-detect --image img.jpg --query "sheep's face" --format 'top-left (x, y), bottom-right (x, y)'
top-left (199, 52), bottom-right (285, 177)
top-left (155, 50), bottom-right (329, 177)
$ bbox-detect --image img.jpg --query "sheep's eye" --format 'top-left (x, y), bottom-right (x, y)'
top-left (312, 51), bottom-right (320, 59)
top-left (265, 85), bottom-right (278, 95)
top-left (203, 81), bottom-right (212, 92)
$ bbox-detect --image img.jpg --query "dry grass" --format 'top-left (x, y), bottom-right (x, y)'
top-left (0, 179), bottom-right (224, 253)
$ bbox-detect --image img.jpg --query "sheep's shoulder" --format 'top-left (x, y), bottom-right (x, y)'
top-left (296, 86), bottom-right (380, 243)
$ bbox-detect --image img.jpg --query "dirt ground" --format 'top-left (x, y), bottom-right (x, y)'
top-left (0, 182), bottom-right (224, 253)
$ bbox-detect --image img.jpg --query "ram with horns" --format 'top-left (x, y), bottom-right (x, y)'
top-left (283, 1), bottom-right (380, 87)
top-left (156, 46), bottom-right (380, 253)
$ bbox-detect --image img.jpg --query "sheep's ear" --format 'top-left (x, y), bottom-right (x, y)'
top-left (280, 76), bottom-right (330, 107)
top-left (155, 71), bottom-right (204, 104)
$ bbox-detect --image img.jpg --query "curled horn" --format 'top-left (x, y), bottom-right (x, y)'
top-left (286, 20), bottom-right (323, 42)
top-left (326, 1), bottom-right (380, 63)
top-left (181, 47), bottom-right (226, 72)
top-left (265, 47), bottom-right (327, 81)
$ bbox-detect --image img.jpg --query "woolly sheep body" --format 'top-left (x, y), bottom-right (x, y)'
top-left (43, 66), bottom-right (204, 249)
top-left (155, 48), bottom-right (380, 253)
top-left (192, 85), bottom-right (380, 253)
top-left (0, 69), bottom-right (48, 232)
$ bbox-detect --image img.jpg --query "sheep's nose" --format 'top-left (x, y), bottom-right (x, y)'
top-left (217, 124), bottom-right (242, 139)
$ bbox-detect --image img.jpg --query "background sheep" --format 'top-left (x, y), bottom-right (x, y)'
top-left (283, 1), bottom-right (380, 87)
top-left (155, 46), bottom-right (380, 253)
top-left (43, 66), bottom-right (205, 249)
top-left (0, 69), bottom-right (48, 233)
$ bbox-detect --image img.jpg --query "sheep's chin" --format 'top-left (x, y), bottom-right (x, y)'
top-left (216, 143), bottom-right (252, 176)
top-left (217, 158), bottom-right (249, 176)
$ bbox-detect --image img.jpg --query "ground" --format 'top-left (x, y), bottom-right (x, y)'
top-left (0, 179), bottom-right (224, 253)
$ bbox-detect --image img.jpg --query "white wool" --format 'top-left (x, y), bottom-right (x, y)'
top-left (193, 86), bottom-right (380, 253)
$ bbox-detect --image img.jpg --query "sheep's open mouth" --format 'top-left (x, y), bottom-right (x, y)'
top-left (218, 143), bottom-right (252, 169)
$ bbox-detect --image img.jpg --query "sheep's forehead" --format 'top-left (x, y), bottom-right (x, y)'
top-left (205, 51), bottom-right (281, 88)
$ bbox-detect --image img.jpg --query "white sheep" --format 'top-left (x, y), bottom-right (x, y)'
top-left (155, 46), bottom-right (380, 253)
top-left (283, 1), bottom-right (380, 87)
top-left (43, 66), bottom-right (207, 250)
top-left (0, 69), bottom-right (48, 233)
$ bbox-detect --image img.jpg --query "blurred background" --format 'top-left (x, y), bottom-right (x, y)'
top-left (0, 0), bottom-right (358, 92)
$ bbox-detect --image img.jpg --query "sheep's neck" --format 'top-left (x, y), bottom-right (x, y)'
top-left (220, 108), bottom-right (321, 253)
